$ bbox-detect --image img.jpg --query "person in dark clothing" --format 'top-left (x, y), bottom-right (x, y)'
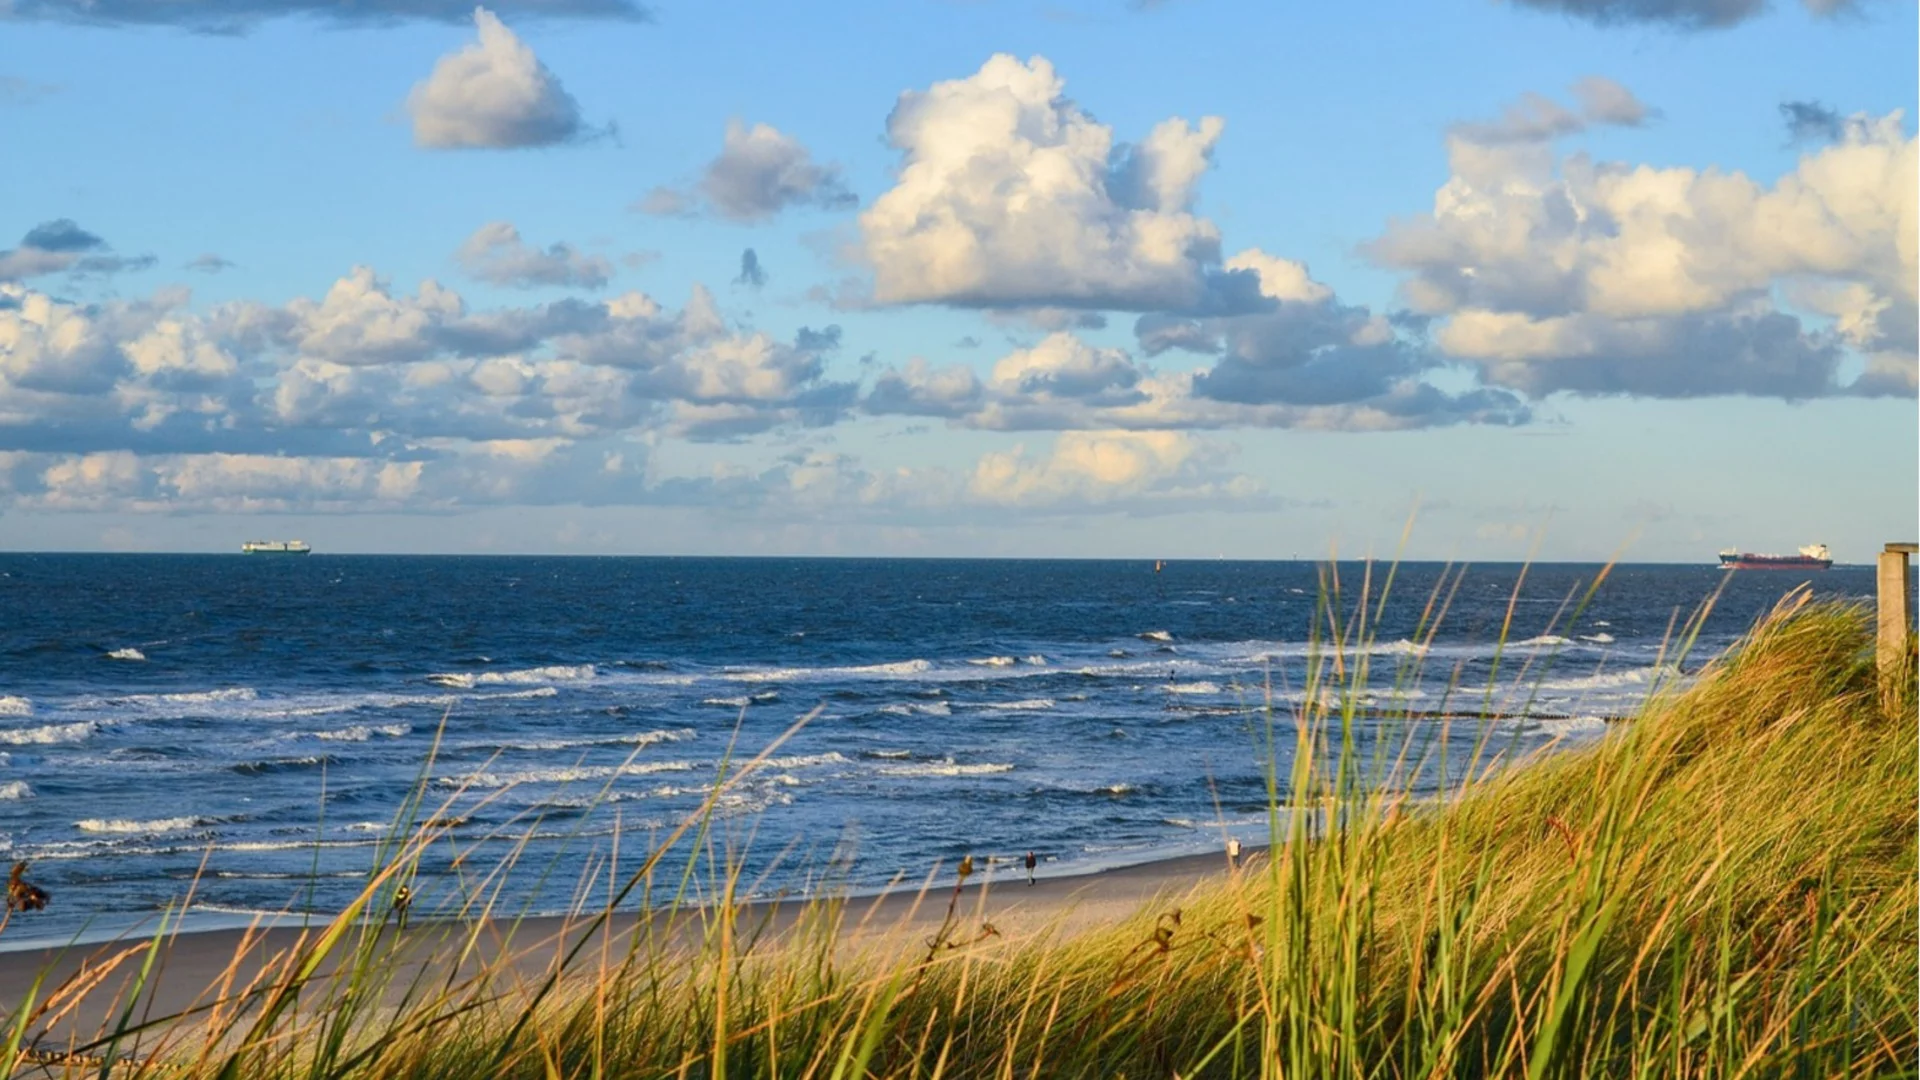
top-left (1024, 850), bottom-right (1038, 886)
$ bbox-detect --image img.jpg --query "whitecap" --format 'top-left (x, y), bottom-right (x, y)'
top-left (759, 751), bottom-right (850, 770)
top-left (967, 656), bottom-right (1016, 667)
top-left (0, 696), bottom-right (30, 718)
top-left (311, 723), bottom-right (411, 742)
top-left (77, 816), bottom-right (212, 834)
top-left (1022, 655), bottom-right (1047, 666)
top-left (1532, 665), bottom-right (1677, 694)
top-left (439, 759), bottom-right (697, 789)
top-left (1138, 630), bottom-right (1175, 642)
top-left (862, 748), bottom-right (913, 759)
top-left (725, 658), bottom-right (934, 683)
top-left (978, 698), bottom-right (1054, 711)
top-left (879, 701), bottom-right (951, 717)
top-left (106, 647), bottom-right (147, 661)
top-left (1513, 634), bottom-right (1573, 648)
top-left (1165, 681), bottom-right (1221, 695)
top-left (1532, 715), bottom-right (1610, 739)
top-left (0, 781), bottom-right (32, 800)
top-left (875, 760), bottom-right (1015, 778)
top-left (0, 720), bottom-right (95, 745)
top-left (1579, 633), bottom-right (1616, 644)
top-left (427, 664), bottom-right (595, 689)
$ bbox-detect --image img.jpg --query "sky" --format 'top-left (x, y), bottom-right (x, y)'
top-left (0, 0), bottom-right (1914, 562)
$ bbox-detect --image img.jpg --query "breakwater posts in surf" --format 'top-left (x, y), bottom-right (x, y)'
top-left (1881, 542), bottom-right (1917, 701)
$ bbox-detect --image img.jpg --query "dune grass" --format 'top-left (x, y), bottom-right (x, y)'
top-left (3, 586), bottom-right (1914, 1078)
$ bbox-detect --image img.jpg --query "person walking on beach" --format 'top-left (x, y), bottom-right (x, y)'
top-left (1024, 850), bottom-right (1037, 886)
top-left (1226, 836), bottom-right (1242, 869)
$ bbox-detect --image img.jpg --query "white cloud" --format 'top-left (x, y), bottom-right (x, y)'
top-left (407, 8), bottom-right (587, 150)
top-left (644, 120), bottom-right (854, 223)
top-left (455, 222), bottom-right (612, 288)
top-left (859, 54), bottom-right (1245, 313)
top-left (1370, 110), bottom-right (1917, 397)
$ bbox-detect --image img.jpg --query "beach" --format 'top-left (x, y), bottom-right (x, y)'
top-left (0, 844), bottom-right (1256, 1053)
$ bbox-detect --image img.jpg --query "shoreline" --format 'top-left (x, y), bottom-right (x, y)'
top-left (0, 843), bottom-right (1260, 1046)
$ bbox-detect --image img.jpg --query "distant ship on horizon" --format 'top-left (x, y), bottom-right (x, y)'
top-left (1718, 544), bottom-right (1831, 571)
top-left (241, 540), bottom-right (312, 555)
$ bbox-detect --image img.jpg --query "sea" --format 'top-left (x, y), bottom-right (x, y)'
top-left (0, 556), bottom-right (1883, 947)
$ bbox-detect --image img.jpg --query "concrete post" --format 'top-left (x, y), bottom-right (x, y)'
top-left (1879, 543), bottom-right (1916, 695)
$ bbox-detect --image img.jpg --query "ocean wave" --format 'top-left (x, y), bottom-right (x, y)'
top-left (77, 816), bottom-right (214, 834)
top-left (0, 696), bottom-right (29, 717)
top-left (1579, 632), bottom-right (1616, 644)
top-left (1512, 634), bottom-right (1573, 648)
top-left (479, 727), bottom-right (696, 753)
top-left (1138, 630), bottom-right (1174, 642)
top-left (1532, 665), bottom-right (1678, 694)
top-left (106, 647), bottom-right (147, 661)
top-left (124, 687), bottom-right (257, 706)
top-left (977, 698), bottom-right (1055, 711)
top-left (725, 658), bottom-right (935, 684)
top-left (879, 701), bottom-right (951, 717)
top-left (759, 751), bottom-right (850, 770)
top-left (440, 759), bottom-right (697, 790)
top-left (861, 748), bottom-right (913, 759)
top-left (1023, 655), bottom-right (1048, 666)
top-left (701, 690), bottom-right (781, 708)
top-left (231, 754), bottom-right (332, 775)
top-left (427, 664), bottom-right (595, 689)
top-left (967, 656), bottom-right (1016, 667)
top-left (0, 781), bottom-right (32, 800)
top-left (876, 760), bottom-right (1015, 778)
top-left (1165, 681), bottom-right (1221, 695)
top-left (0, 720), bottom-right (95, 745)
top-left (310, 723), bottom-right (411, 742)
top-left (1531, 715), bottom-right (1610, 738)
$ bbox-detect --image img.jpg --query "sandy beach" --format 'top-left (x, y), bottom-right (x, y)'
top-left (0, 846), bottom-right (1257, 1056)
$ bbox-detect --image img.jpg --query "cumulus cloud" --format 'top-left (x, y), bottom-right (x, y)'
top-left (1506, 0), bottom-right (1854, 30)
top-left (859, 54), bottom-right (1253, 313)
top-left (406, 8), bottom-right (589, 150)
top-left (642, 120), bottom-right (854, 223)
top-left (3, 0), bottom-right (647, 31)
top-left (1370, 109), bottom-right (1917, 397)
top-left (455, 221), bottom-right (611, 288)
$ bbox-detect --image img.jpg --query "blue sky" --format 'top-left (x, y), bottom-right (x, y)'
top-left (0, 0), bottom-right (1913, 561)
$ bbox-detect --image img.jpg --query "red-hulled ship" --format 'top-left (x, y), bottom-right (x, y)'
top-left (1718, 544), bottom-right (1832, 571)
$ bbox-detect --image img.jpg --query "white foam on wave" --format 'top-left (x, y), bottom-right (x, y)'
top-left (1139, 630), bottom-right (1174, 642)
top-left (863, 748), bottom-right (912, 759)
top-left (0, 720), bottom-right (96, 745)
top-left (427, 664), bottom-right (595, 689)
top-left (0, 696), bottom-right (30, 718)
top-left (1513, 634), bottom-right (1573, 648)
top-left (876, 760), bottom-right (1014, 778)
top-left (702, 690), bottom-right (781, 708)
top-left (879, 701), bottom-right (951, 717)
top-left (759, 751), bottom-right (850, 770)
top-left (77, 816), bottom-right (213, 834)
top-left (725, 658), bottom-right (934, 684)
top-left (134, 687), bottom-right (257, 706)
top-left (1023, 655), bottom-right (1048, 666)
top-left (440, 759), bottom-right (696, 789)
top-left (311, 723), bottom-right (411, 742)
top-left (1532, 715), bottom-right (1610, 739)
top-left (1533, 664), bottom-right (1678, 694)
top-left (0, 781), bottom-right (32, 800)
top-left (1165, 681), bottom-right (1221, 695)
top-left (1580, 633), bottom-right (1616, 644)
top-left (106, 647), bottom-right (147, 661)
top-left (475, 727), bottom-right (695, 753)
top-left (978, 698), bottom-right (1054, 711)
top-left (967, 656), bottom-right (1016, 667)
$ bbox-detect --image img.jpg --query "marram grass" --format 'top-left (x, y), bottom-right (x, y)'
top-left (4, 590), bottom-right (1914, 1078)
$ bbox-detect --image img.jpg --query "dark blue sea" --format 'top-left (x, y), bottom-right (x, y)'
top-left (0, 556), bottom-right (1881, 946)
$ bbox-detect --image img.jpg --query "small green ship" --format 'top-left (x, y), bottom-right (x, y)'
top-left (241, 540), bottom-right (312, 555)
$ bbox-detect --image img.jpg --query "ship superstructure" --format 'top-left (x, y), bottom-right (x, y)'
top-left (241, 540), bottom-right (312, 555)
top-left (1718, 544), bottom-right (1831, 570)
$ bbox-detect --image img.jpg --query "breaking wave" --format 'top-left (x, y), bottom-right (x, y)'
top-left (106, 647), bottom-right (147, 661)
top-left (0, 720), bottom-right (96, 745)
top-left (440, 760), bottom-right (697, 790)
top-left (876, 760), bottom-right (1015, 778)
top-left (1138, 630), bottom-right (1174, 642)
top-left (725, 658), bottom-right (935, 684)
top-left (879, 701), bottom-right (951, 717)
top-left (0, 781), bottom-right (32, 800)
top-left (967, 656), bottom-right (1016, 667)
top-left (77, 816), bottom-right (215, 834)
top-left (0, 696), bottom-right (29, 717)
top-left (427, 664), bottom-right (596, 689)
top-left (1165, 681), bottom-right (1221, 695)
top-left (310, 723), bottom-right (411, 742)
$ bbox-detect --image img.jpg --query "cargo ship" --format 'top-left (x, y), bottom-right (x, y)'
top-left (1718, 544), bottom-right (1831, 571)
top-left (241, 540), bottom-right (312, 555)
